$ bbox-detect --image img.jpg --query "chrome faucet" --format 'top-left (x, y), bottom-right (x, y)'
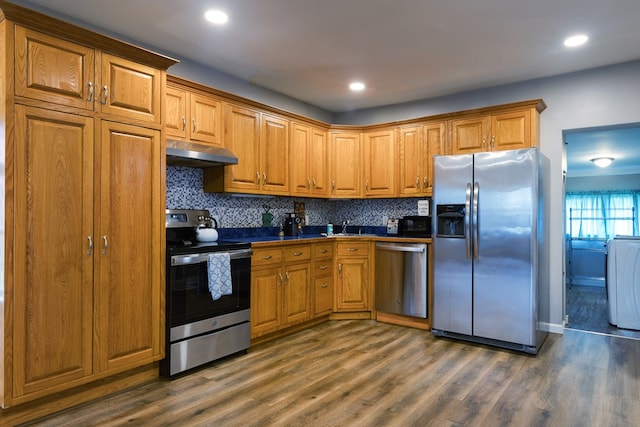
top-left (341, 220), bottom-right (349, 234)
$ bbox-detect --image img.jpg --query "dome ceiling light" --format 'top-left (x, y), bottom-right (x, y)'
top-left (564, 34), bottom-right (588, 47)
top-left (591, 157), bottom-right (614, 168)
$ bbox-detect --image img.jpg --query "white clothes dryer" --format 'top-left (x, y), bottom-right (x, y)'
top-left (607, 236), bottom-right (640, 330)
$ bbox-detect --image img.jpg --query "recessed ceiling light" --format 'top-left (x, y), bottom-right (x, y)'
top-left (349, 82), bottom-right (365, 91)
top-left (591, 157), bottom-right (614, 168)
top-left (564, 34), bottom-right (588, 47)
top-left (205, 10), bottom-right (228, 25)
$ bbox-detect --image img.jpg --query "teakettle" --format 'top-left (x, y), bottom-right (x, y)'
top-left (196, 217), bottom-right (219, 242)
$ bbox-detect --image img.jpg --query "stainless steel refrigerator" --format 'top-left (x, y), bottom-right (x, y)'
top-left (431, 148), bottom-right (549, 354)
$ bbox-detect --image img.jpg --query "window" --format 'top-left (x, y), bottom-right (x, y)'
top-left (566, 191), bottom-right (639, 239)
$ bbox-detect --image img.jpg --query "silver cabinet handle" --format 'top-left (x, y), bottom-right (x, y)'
top-left (307, 178), bottom-right (311, 189)
top-left (87, 235), bottom-right (93, 255)
top-left (332, 180), bottom-right (335, 192)
top-left (193, 118), bottom-right (197, 133)
top-left (293, 251), bottom-right (303, 256)
top-left (181, 116), bottom-right (186, 130)
top-left (347, 248), bottom-right (358, 252)
top-left (285, 271), bottom-right (290, 282)
top-left (491, 135), bottom-right (495, 150)
top-left (87, 82), bottom-right (94, 102)
top-left (424, 176), bottom-right (428, 189)
top-left (312, 178), bottom-right (316, 189)
top-left (320, 283), bottom-right (328, 288)
top-left (320, 249), bottom-right (328, 254)
top-left (263, 172), bottom-right (267, 183)
top-left (101, 85), bottom-right (109, 105)
top-left (482, 136), bottom-right (486, 151)
top-left (278, 272), bottom-right (283, 285)
top-left (365, 180), bottom-right (369, 191)
top-left (102, 235), bottom-right (108, 255)
top-left (338, 263), bottom-right (342, 274)
top-left (256, 171), bottom-right (261, 184)
top-left (415, 177), bottom-right (420, 189)
top-left (262, 255), bottom-right (272, 260)
top-left (319, 265), bottom-right (328, 270)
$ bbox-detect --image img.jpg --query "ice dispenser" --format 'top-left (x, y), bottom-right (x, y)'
top-left (436, 204), bottom-right (465, 238)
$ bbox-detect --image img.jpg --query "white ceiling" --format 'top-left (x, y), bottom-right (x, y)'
top-left (12, 0), bottom-right (640, 177)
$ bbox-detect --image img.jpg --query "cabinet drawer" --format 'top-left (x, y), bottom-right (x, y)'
top-left (313, 243), bottom-right (334, 259)
top-left (336, 242), bottom-right (369, 256)
top-left (314, 276), bottom-right (334, 316)
top-left (314, 261), bottom-right (333, 276)
top-left (252, 248), bottom-right (282, 267)
top-left (283, 245), bottom-right (311, 262)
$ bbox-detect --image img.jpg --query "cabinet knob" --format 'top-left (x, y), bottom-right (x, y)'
top-left (101, 85), bottom-right (109, 105)
top-left (87, 82), bottom-right (94, 102)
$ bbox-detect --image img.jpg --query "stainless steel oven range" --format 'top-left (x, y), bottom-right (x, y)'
top-left (161, 209), bottom-right (252, 376)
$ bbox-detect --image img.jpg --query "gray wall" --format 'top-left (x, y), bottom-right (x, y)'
top-left (566, 174), bottom-right (640, 192)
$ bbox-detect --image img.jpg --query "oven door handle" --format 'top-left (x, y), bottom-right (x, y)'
top-left (171, 249), bottom-right (253, 266)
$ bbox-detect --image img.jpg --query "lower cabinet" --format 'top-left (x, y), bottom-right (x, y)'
top-left (335, 241), bottom-right (371, 312)
top-left (251, 245), bottom-right (312, 338)
top-left (10, 106), bottom-right (163, 406)
top-left (312, 243), bottom-right (334, 316)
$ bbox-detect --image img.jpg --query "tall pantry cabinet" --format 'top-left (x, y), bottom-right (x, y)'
top-left (0, 2), bottom-right (177, 422)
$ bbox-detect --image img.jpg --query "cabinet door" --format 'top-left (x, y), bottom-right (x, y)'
top-left (336, 258), bottom-right (369, 311)
top-left (165, 86), bottom-right (188, 140)
top-left (491, 110), bottom-right (531, 151)
top-left (15, 26), bottom-right (95, 110)
top-left (314, 276), bottom-right (334, 316)
top-left (450, 116), bottom-right (490, 154)
top-left (12, 106), bottom-right (94, 400)
top-left (330, 132), bottom-right (361, 197)
top-left (290, 122), bottom-right (312, 195)
top-left (310, 128), bottom-right (329, 196)
top-left (100, 53), bottom-right (161, 123)
top-left (398, 126), bottom-right (423, 196)
top-left (251, 266), bottom-right (283, 337)
top-left (283, 262), bottom-right (311, 325)
top-left (363, 129), bottom-right (396, 197)
top-left (190, 93), bottom-right (223, 146)
top-left (96, 121), bottom-right (163, 372)
top-left (424, 122), bottom-right (445, 193)
top-left (261, 113), bottom-right (289, 195)
top-left (224, 104), bottom-right (261, 192)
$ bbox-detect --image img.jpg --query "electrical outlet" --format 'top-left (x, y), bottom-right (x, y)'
top-left (382, 215), bottom-right (388, 225)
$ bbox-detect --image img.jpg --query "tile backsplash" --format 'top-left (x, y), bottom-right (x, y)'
top-left (167, 166), bottom-right (425, 228)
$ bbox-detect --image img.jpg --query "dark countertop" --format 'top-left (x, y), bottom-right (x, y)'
top-left (226, 233), bottom-right (431, 247)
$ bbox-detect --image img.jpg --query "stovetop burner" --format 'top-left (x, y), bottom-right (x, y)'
top-left (166, 208), bottom-right (250, 255)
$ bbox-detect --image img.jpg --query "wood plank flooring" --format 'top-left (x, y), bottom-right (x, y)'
top-left (566, 284), bottom-right (640, 339)
top-left (23, 320), bottom-right (640, 426)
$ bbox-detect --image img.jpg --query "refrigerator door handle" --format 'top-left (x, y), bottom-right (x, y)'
top-left (465, 182), bottom-right (472, 259)
top-left (473, 181), bottom-right (480, 260)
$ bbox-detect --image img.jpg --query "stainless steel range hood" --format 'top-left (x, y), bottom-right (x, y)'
top-left (166, 139), bottom-right (238, 167)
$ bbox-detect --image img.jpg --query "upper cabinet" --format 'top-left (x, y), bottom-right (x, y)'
top-left (329, 131), bottom-right (362, 198)
top-left (15, 26), bottom-right (162, 124)
top-left (398, 122), bottom-right (445, 197)
top-left (221, 104), bottom-right (289, 195)
top-left (165, 84), bottom-right (223, 146)
top-left (449, 101), bottom-right (544, 155)
top-left (290, 122), bottom-right (329, 197)
top-left (363, 129), bottom-right (396, 198)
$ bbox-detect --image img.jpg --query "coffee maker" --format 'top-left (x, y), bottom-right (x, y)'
top-left (283, 213), bottom-right (300, 236)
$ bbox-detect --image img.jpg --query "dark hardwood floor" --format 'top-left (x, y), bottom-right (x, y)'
top-left (566, 284), bottom-right (640, 339)
top-left (24, 319), bottom-right (640, 427)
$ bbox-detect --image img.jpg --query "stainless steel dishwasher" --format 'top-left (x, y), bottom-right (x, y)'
top-left (375, 242), bottom-right (428, 318)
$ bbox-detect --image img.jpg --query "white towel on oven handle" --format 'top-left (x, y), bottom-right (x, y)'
top-left (207, 252), bottom-right (232, 300)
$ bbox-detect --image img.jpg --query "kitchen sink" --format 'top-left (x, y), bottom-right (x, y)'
top-left (326, 233), bottom-right (377, 237)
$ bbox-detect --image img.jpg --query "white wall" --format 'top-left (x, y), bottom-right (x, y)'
top-left (333, 60), bottom-right (640, 331)
top-left (566, 174), bottom-right (640, 192)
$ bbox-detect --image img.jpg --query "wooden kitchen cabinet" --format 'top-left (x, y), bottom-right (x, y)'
top-left (449, 101), bottom-right (543, 154)
top-left (222, 105), bottom-right (289, 195)
top-left (2, 4), bottom-right (174, 420)
top-left (312, 243), bottom-right (334, 317)
top-left (363, 128), bottom-right (396, 197)
top-left (15, 26), bottom-right (162, 124)
top-left (11, 107), bottom-right (163, 404)
top-left (398, 122), bottom-right (445, 197)
top-left (165, 84), bottom-right (223, 145)
top-left (250, 245), bottom-right (311, 338)
top-left (329, 131), bottom-right (362, 197)
top-left (335, 241), bottom-right (371, 312)
top-left (290, 122), bottom-right (329, 197)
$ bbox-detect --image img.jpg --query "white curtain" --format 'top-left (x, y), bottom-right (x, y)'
top-left (566, 191), bottom-right (639, 239)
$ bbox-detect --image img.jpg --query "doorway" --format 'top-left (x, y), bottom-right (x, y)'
top-left (563, 123), bottom-right (640, 339)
